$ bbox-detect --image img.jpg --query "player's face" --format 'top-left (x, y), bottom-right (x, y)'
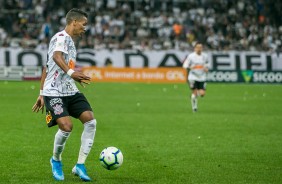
top-left (194, 44), bottom-right (203, 54)
top-left (73, 17), bottom-right (88, 37)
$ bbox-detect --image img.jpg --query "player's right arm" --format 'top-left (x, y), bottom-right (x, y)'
top-left (182, 55), bottom-right (191, 70)
top-left (32, 66), bottom-right (46, 113)
top-left (203, 54), bottom-right (209, 73)
top-left (53, 51), bottom-right (91, 87)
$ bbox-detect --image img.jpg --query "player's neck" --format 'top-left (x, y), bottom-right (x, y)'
top-left (64, 26), bottom-right (76, 39)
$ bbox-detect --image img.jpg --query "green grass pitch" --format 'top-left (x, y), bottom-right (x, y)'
top-left (0, 81), bottom-right (281, 184)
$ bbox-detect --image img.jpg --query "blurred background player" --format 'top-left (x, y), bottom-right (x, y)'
top-left (183, 42), bottom-right (209, 112)
top-left (32, 8), bottom-right (96, 181)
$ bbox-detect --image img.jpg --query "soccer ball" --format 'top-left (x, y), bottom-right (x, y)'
top-left (99, 146), bottom-right (123, 170)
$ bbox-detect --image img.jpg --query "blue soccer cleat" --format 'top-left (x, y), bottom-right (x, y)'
top-left (72, 164), bottom-right (91, 182)
top-left (50, 157), bottom-right (64, 181)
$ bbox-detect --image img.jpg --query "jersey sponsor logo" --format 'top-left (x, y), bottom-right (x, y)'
top-left (68, 59), bottom-right (75, 69)
top-left (192, 65), bottom-right (204, 69)
top-left (53, 104), bottom-right (63, 115)
top-left (49, 98), bottom-right (63, 106)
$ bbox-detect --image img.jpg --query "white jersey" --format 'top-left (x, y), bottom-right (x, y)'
top-left (43, 30), bottom-right (79, 96)
top-left (182, 52), bottom-right (209, 81)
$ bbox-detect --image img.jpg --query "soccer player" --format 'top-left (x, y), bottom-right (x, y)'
top-left (183, 42), bottom-right (209, 112)
top-left (32, 8), bottom-right (96, 182)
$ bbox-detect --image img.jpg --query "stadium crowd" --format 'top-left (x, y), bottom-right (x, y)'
top-left (0, 0), bottom-right (281, 51)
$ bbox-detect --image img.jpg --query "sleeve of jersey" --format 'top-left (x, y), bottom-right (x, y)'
top-left (54, 35), bottom-right (68, 54)
top-left (204, 54), bottom-right (209, 68)
top-left (182, 56), bottom-right (190, 69)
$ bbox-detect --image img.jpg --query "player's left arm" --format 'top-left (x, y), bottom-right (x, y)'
top-left (53, 51), bottom-right (91, 87)
top-left (32, 66), bottom-right (46, 113)
top-left (203, 54), bottom-right (209, 73)
top-left (54, 34), bottom-right (91, 87)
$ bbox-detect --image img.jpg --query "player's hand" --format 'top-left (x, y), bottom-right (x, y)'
top-left (204, 67), bottom-right (209, 73)
top-left (71, 71), bottom-right (91, 87)
top-left (32, 95), bottom-right (44, 113)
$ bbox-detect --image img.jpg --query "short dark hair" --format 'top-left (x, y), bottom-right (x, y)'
top-left (66, 8), bottom-right (88, 25)
top-left (194, 42), bottom-right (202, 47)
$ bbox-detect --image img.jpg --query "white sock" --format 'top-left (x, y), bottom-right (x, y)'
top-left (53, 129), bottom-right (71, 161)
top-left (191, 94), bottom-right (198, 110)
top-left (77, 119), bottom-right (97, 164)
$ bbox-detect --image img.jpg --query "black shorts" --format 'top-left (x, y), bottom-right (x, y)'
top-left (44, 93), bottom-right (92, 127)
top-left (188, 80), bottom-right (207, 90)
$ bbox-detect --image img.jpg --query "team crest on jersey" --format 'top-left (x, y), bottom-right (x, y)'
top-left (53, 104), bottom-right (63, 115)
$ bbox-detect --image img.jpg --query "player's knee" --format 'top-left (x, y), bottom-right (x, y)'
top-left (79, 111), bottom-right (94, 123)
top-left (58, 122), bottom-right (73, 132)
top-left (199, 91), bottom-right (205, 97)
top-left (63, 125), bottom-right (73, 132)
top-left (66, 127), bottom-right (73, 132)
